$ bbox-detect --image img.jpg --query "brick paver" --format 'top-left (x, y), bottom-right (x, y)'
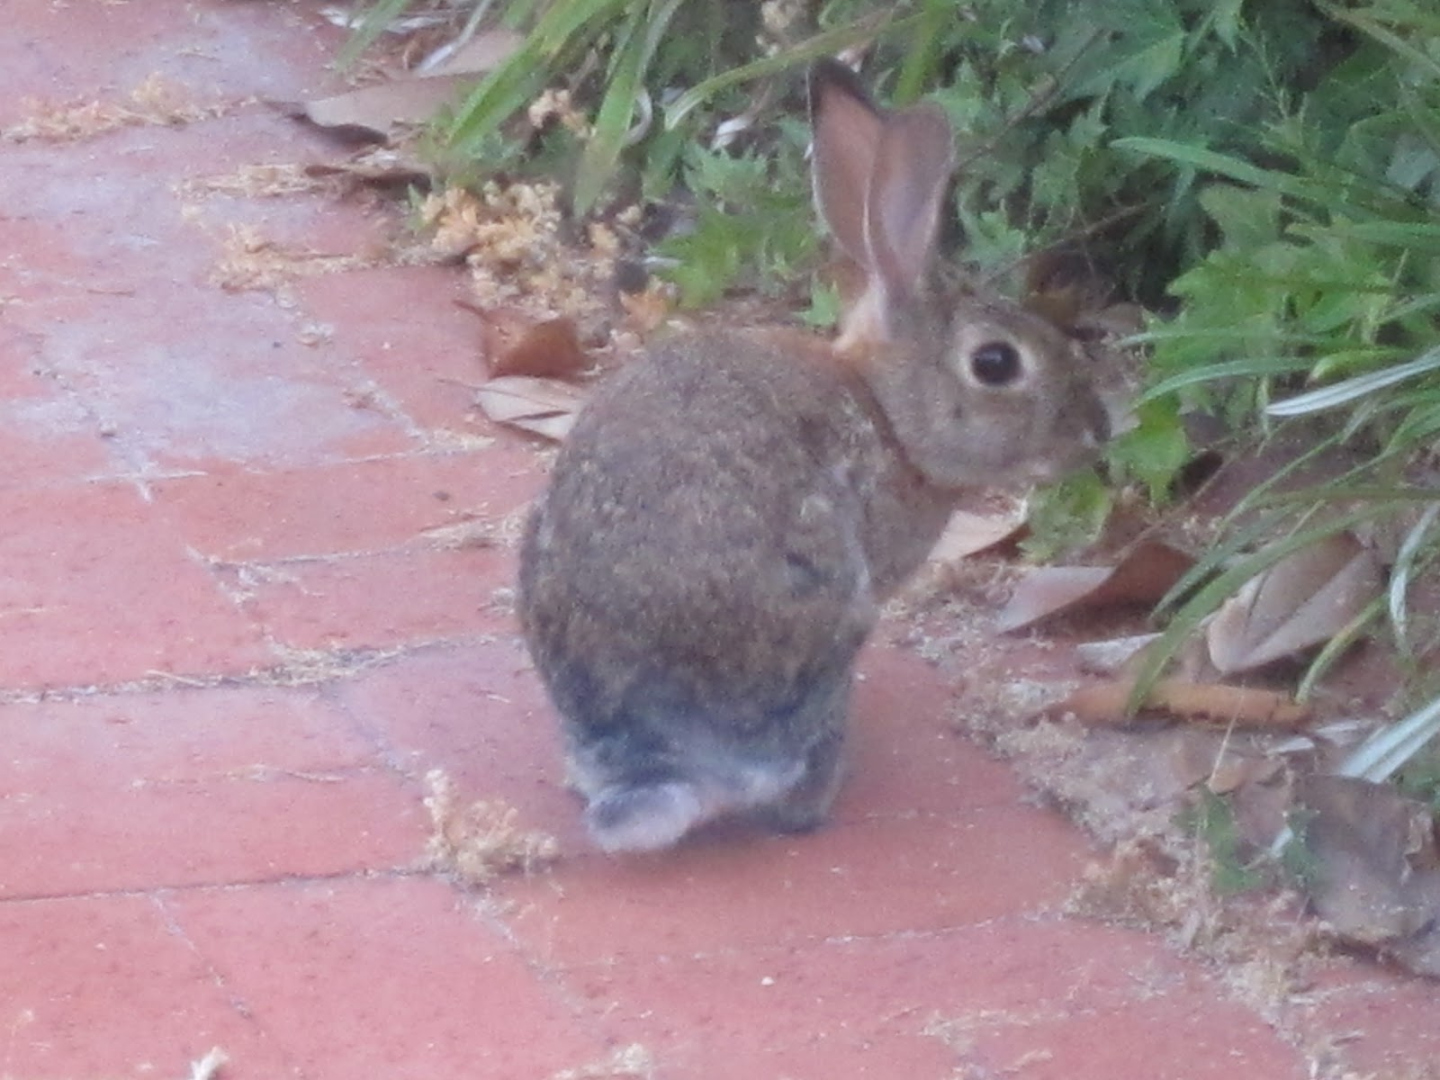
top-left (1, 3), bottom-right (1432, 1078)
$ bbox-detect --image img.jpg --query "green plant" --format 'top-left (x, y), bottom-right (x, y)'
top-left (1115, 4), bottom-right (1440, 776)
top-left (655, 133), bottom-right (818, 308)
top-left (1021, 468), bottom-right (1112, 561)
top-left (1179, 789), bottom-right (1267, 895)
top-left (441, 1), bottom-right (917, 215)
top-left (347, 1), bottom-right (1440, 774)
top-left (1276, 803), bottom-right (1321, 890)
top-left (1397, 746), bottom-right (1440, 813)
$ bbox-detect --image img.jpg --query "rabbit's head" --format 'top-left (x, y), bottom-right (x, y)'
top-left (809, 60), bottom-right (1111, 489)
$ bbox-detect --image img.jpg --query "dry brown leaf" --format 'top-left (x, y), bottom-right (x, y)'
top-left (286, 29), bottom-right (522, 140)
top-left (466, 306), bottom-right (590, 379)
top-left (1294, 775), bottom-right (1440, 977)
top-left (291, 78), bottom-right (475, 138)
top-left (996, 566), bottom-right (1111, 633)
top-left (1227, 767), bottom-right (1295, 852)
top-left (996, 539), bottom-right (1194, 633)
top-left (1163, 730), bottom-right (1282, 794)
top-left (1207, 532), bottom-right (1383, 674)
top-left (1051, 677), bottom-right (1312, 729)
top-left (475, 375), bottom-right (585, 441)
top-left (927, 503), bottom-right (1029, 563)
top-left (1205, 752), bottom-right (1283, 795)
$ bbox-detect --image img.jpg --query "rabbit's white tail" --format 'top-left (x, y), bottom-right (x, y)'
top-left (585, 781), bottom-right (706, 853)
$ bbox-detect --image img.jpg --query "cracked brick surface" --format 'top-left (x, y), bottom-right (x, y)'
top-left (0, 3), bottom-right (1432, 1078)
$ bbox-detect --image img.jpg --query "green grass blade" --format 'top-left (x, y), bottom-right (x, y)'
top-left (663, 13), bottom-right (923, 131)
top-left (1138, 354), bottom-right (1326, 403)
top-left (1389, 504), bottom-right (1440, 653)
top-left (336, 0), bottom-right (417, 69)
top-left (1295, 594), bottom-right (1386, 702)
top-left (447, 0), bottom-right (626, 149)
top-left (1265, 344), bottom-right (1440, 417)
top-left (572, 0), bottom-right (684, 213)
top-left (1112, 137), bottom-right (1323, 202)
top-left (1327, 219), bottom-right (1440, 251)
top-left (1319, 2), bottom-right (1440, 81)
top-left (1337, 693), bottom-right (1440, 783)
top-left (893, 0), bottom-right (949, 105)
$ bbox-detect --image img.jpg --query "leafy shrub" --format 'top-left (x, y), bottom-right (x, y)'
top-left (349, 0), bottom-right (1440, 751)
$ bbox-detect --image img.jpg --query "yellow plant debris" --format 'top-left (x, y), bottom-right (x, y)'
top-left (422, 768), bottom-right (558, 886)
top-left (4, 73), bottom-right (228, 142)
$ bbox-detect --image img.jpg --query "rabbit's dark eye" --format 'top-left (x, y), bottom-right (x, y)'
top-left (970, 341), bottom-right (1023, 387)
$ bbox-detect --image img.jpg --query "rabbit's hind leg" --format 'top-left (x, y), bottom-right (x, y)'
top-left (757, 728), bottom-right (845, 834)
top-left (755, 678), bottom-right (851, 835)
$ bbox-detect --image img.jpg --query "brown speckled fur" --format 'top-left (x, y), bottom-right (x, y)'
top-left (516, 62), bottom-right (1113, 853)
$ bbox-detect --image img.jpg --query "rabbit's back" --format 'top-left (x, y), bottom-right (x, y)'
top-left (520, 329), bottom-right (893, 758)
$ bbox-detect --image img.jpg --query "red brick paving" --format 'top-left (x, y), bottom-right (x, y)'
top-left (1, 3), bottom-right (1433, 1078)
top-left (0, 482), bottom-right (274, 688)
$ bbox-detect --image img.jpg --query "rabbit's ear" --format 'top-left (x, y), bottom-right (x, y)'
top-left (809, 60), bottom-right (884, 269)
top-left (862, 102), bottom-right (954, 315)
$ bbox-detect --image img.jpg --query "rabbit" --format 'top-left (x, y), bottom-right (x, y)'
top-left (517, 59), bottom-right (1114, 854)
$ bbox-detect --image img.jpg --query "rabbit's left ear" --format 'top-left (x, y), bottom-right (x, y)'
top-left (810, 61), bottom-right (955, 346)
top-left (809, 59), bottom-right (884, 270)
top-left (810, 60), bottom-right (956, 303)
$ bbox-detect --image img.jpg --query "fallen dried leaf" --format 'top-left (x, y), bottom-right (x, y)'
top-left (285, 29), bottom-right (522, 141)
top-left (466, 306), bottom-right (591, 379)
top-left (1051, 677), bottom-right (1312, 728)
top-left (1165, 728), bottom-right (1248, 789)
top-left (475, 375), bottom-right (586, 441)
top-left (996, 539), bottom-right (1194, 633)
top-left (927, 503), bottom-right (1029, 563)
top-left (1214, 756), bottom-right (1277, 796)
top-left (1294, 774), bottom-right (1440, 977)
top-left (996, 566), bottom-right (1107, 632)
top-left (290, 78), bottom-right (473, 139)
top-left (1207, 531), bottom-right (1383, 674)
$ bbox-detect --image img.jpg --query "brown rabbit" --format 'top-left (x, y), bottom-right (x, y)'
top-left (518, 60), bottom-right (1112, 853)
